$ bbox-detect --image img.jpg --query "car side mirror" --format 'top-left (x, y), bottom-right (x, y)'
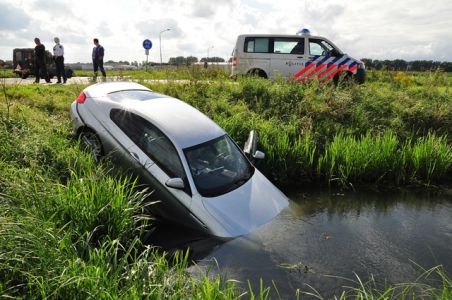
top-left (244, 130), bottom-right (258, 156)
top-left (253, 150), bottom-right (265, 160)
top-left (244, 130), bottom-right (265, 162)
top-left (165, 178), bottom-right (185, 189)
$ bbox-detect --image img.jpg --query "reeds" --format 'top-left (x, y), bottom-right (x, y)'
top-left (302, 265), bottom-right (452, 300)
top-left (149, 72), bottom-right (451, 187)
top-left (0, 71), bottom-right (450, 298)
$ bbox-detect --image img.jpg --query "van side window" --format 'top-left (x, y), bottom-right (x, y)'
top-left (274, 38), bottom-right (304, 54)
top-left (244, 37), bottom-right (269, 53)
top-left (309, 39), bottom-right (336, 56)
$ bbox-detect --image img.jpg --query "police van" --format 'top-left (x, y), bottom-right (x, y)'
top-left (231, 29), bottom-right (365, 84)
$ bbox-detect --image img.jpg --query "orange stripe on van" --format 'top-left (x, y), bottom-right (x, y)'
top-left (293, 64), bottom-right (314, 80)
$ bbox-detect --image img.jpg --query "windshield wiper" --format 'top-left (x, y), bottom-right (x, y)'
top-left (232, 170), bottom-right (252, 188)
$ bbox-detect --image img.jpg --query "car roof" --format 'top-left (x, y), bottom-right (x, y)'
top-left (85, 82), bottom-right (226, 149)
top-left (131, 98), bottom-right (226, 149)
top-left (84, 81), bottom-right (151, 98)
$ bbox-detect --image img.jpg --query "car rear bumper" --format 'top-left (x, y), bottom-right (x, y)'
top-left (69, 102), bottom-right (84, 134)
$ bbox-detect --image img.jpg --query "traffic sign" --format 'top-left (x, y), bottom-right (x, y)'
top-left (143, 39), bottom-right (152, 50)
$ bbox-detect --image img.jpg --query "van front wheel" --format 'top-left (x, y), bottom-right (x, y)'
top-left (333, 71), bottom-right (353, 87)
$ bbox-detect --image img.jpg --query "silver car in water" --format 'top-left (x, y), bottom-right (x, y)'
top-left (70, 82), bottom-right (288, 238)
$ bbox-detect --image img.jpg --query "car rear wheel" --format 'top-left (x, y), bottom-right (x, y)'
top-left (80, 130), bottom-right (103, 163)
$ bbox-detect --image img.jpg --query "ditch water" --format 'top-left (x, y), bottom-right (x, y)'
top-left (149, 189), bottom-right (452, 298)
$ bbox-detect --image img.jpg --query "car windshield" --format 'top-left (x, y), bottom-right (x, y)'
top-left (184, 135), bottom-right (254, 197)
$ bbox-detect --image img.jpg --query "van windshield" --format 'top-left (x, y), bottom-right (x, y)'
top-left (184, 135), bottom-right (254, 197)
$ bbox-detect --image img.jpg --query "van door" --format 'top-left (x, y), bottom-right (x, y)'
top-left (301, 38), bottom-right (345, 82)
top-left (269, 37), bottom-right (306, 79)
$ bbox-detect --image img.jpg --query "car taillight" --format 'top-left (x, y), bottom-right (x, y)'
top-left (76, 92), bottom-right (86, 104)
top-left (232, 56), bottom-right (237, 67)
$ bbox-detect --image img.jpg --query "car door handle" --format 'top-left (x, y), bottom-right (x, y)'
top-left (297, 56), bottom-right (303, 59)
top-left (130, 152), bottom-right (140, 162)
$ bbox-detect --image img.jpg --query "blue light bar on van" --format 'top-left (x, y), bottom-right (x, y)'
top-left (296, 28), bottom-right (311, 35)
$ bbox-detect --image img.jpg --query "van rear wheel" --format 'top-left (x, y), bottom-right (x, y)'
top-left (248, 69), bottom-right (267, 79)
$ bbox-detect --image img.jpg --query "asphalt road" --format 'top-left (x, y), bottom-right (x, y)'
top-left (1, 76), bottom-right (91, 85)
top-left (1, 77), bottom-right (194, 85)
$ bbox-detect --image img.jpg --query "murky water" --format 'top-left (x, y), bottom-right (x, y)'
top-left (149, 189), bottom-right (452, 298)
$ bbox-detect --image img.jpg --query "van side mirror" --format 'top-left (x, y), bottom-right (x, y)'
top-left (165, 178), bottom-right (185, 189)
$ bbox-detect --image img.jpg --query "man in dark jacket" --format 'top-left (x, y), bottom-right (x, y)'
top-left (92, 38), bottom-right (106, 80)
top-left (34, 37), bottom-right (51, 83)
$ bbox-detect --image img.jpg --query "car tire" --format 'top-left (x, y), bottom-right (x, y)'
top-left (66, 69), bottom-right (73, 78)
top-left (80, 130), bottom-right (103, 163)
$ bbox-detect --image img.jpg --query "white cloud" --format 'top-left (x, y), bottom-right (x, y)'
top-left (0, 0), bottom-right (451, 63)
top-left (0, 6), bottom-right (31, 30)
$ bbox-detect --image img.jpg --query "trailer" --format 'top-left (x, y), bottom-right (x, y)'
top-left (13, 48), bottom-right (73, 79)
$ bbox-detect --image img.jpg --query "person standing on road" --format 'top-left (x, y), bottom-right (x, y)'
top-left (34, 38), bottom-right (51, 83)
top-left (53, 37), bottom-right (67, 84)
top-left (92, 38), bottom-right (106, 80)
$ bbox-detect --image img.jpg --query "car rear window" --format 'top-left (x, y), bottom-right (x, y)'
top-left (107, 90), bottom-right (164, 101)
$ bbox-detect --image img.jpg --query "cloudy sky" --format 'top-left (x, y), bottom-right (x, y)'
top-left (1, 0), bottom-right (451, 63)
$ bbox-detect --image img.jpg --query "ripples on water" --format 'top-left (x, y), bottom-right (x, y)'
top-left (148, 189), bottom-right (452, 298)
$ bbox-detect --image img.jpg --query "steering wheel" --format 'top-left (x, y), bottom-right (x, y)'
top-left (214, 152), bottom-right (231, 166)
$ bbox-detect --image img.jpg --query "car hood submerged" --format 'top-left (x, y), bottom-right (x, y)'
top-left (199, 169), bottom-right (289, 238)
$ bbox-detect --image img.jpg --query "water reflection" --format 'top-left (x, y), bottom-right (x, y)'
top-left (148, 189), bottom-right (452, 298)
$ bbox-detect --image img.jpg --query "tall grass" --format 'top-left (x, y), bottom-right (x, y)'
top-left (0, 85), bottom-right (256, 298)
top-left (149, 73), bottom-right (451, 187)
top-left (71, 65), bottom-right (231, 81)
top-left (318, 131), bottom-right (400, 186)
top-left (409, 133), bottom-right (452, 183)
top-left (0, 71), bottom-right (451, 298)
top-left (303, 265), bottom-right (452, 300)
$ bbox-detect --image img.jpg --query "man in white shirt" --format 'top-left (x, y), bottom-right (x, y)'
top-left (53, 37), bottom-right (67, 83)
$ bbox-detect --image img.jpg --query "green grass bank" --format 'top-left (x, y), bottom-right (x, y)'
top-left (0, 71), bottom-right (451, 298)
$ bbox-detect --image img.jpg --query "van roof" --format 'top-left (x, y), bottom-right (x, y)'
top-left (237, 33), bottom-right (325, 39)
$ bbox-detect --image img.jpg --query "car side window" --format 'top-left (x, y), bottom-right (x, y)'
top-left (110, 109), bottom-right (185, 179)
